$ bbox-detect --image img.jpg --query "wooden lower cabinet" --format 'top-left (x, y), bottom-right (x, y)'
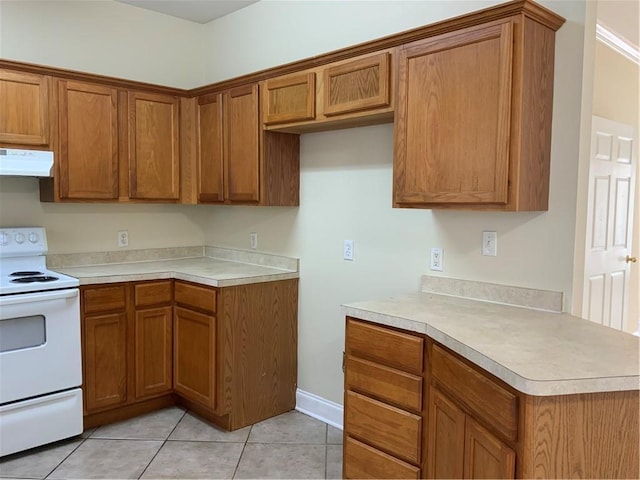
top-left (427, 387), bottom-right (514, 479)
top-left (81, 278), bottom-right (298, 432)
top-left (173, 306), bottom-right (216, 410)
top-left (344, 317), bottom-right (639, 479)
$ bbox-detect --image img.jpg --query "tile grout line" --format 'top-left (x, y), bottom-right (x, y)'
top-left (137, 408), bottom-right (188, 480)
top-left (231, 424), bottom-right (253, 479)
top-left (42, 435), bottom-right (87, 480)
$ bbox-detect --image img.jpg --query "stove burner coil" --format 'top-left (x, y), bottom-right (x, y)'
top-left (10, 275), bottom-right (59, 283)
top-left (10, 271), bottom-right (44, 277)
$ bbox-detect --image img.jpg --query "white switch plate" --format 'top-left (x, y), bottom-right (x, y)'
top-left (118, 230), bottom-right (128, 248)
top-left (430, 247), bottom-right (443, 271)
top-left (482, 231), bottom-right (497, 256)
top-left (250, 232), bottom-right (258, 250)
top-left (343, 240), bottom-right (354, 261)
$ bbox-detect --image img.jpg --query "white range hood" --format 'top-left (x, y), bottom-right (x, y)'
top-left (0, 148), bottom-right (54, 177)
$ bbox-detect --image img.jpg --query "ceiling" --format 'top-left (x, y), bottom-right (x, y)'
top-left (116, 0), bottom-right (259, 24)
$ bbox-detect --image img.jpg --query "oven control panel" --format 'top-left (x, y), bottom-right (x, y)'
top-left (0, 228), bottom-right (47, 257)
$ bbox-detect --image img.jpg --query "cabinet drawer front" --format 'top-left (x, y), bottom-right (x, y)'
top-left (174, 282), bottom-right (216, 314)
top-left (263, 72), bottom-right (315, 125)
top-left (431, 344), bottom-right (517, 441)
top-left (346, 356), bottom-right (422, 412)
top-left (345, 436), bottom-right (420, 479)
top-left (134, 281), bottom-right (172, 307)
top-left (345, 391), bottom-right (421, 464)
top-left (83, 285), bottom-right (126, 314)
top-left (346, 318), bottom-right (423, 375)
top-left (324, 52), bottom-right (390, 116)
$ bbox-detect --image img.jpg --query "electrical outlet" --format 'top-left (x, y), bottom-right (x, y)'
top-left (250, 232), bottom-right (258, 250)
top-left (343, 240), bottom-right (354, 261)
top-left (118, 230), bottom-right (128, 248)
top-left (430, 247), bottom-right (443, 271)
top-left (482, 231), bottom-right (497, 256)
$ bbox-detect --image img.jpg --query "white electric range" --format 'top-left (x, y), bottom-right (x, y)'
top-left (0, 227), bottom-right (83, 457)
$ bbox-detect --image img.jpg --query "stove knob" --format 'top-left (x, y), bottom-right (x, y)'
top-left (14, 233), bottom-right (25, 244)
top-left (28, 232), bottom-right (40, 244)
top-left (0, 232), bottom-right (9, 246)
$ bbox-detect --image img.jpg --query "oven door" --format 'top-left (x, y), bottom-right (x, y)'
top-left (0, 288), bottom-right (81, 404)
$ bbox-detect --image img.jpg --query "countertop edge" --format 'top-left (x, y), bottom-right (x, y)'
top-left (341, 304), bottom-right (640, 397)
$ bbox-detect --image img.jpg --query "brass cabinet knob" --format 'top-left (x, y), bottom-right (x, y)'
top-left (626, 255), bottom-right (638, 264)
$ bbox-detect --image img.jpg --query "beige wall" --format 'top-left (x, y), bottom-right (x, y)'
top-left (0, 0), bottom-right (591, 405)
top-left (0, 0), bottom-right (205, 88)
top-left (200, 0), bottom-right (588, 404)
top-left (591, 41), bottom-right (640, 332)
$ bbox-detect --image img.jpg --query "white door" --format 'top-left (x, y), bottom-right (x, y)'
top-left (583, 116), bottom-right (636, 331)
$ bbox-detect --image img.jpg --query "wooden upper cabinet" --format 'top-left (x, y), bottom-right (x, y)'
top-left (0, 70), bottom-right (50, 146)
top-left (324, 52), bottom-right (390, 117)
top-left (224, 84), bottom-right (260, 203)
top-left (197, 93), bottom-right (224, 203)
top-left (394, 14), bottom-right (559, 211)
top-left (394, 21), bottom-right (513, 207)
top-left (128, 91), bottom-right (180, 201)
top-left (58, 80), bottom-right (119, 200)
top-left (263, 73), bottom-right (315, 125)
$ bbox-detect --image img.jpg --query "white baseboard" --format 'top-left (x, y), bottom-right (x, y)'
top-left (295, 388), bottom-right (343, 430)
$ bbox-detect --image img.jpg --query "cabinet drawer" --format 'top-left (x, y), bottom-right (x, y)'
top-left (174, 281), bottom-right (216, 314)
top-left (83, 285), bottom-right (126, 314)
top-left (346, 318), bottom-right (423, 375)
top-left (345, 390), bottom-right (421, 464)
top-left (324, 52), bottom-right (390, 116)
top-left (134, 281), bottom-right (172, 307)
top-left (431, 344), bottom-right (517, 441)
top-left (346, 355), bottom-right (422, 412)
top-left (345, 436), bottom-right (420, 479)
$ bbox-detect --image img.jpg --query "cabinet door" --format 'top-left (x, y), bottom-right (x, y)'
top-left (224, 84), bottom-right (260, 203)
top-left (323, 52), bottom-right (390, 116)
top-left (394, 22), bottom-right (513, 205)
top-left (83, 312), bottom-right (127, 412)
top-left (197, 93), bottom-right (224, 203)
top-left (173, 306), bottom-right (216, 410)
top-left (263, 73), bottom-right (315, 125)
top-left (58, 80), bottom-right (119, 199)
top-left (463, 417), bottom-right (515, 479)
top-left (128, 91), bottom-right (180, 200)
top-left (0, 70), bottom-right (50, 146)
top-left (427, 387), bottom-right (465, 479)
top-left (134, 306), bottom-right (173, 399)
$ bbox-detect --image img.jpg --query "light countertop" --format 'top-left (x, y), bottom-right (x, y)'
top-left (342, 291), bottom-right (639, 396)
top-left (55, 256), bottom-right (299, 288)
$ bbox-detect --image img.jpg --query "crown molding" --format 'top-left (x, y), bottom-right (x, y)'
top-left (596, 23), bottom-right (640, 66)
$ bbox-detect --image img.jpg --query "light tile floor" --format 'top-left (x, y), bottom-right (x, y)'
top-left (0, 408), bottom-right (343, 479)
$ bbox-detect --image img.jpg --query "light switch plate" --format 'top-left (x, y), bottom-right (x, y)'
top-left (482, 231), bottom-right (497, 256)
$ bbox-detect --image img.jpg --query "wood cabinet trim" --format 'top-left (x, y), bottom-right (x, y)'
top-left (0, 2), bottom-right (564, 99)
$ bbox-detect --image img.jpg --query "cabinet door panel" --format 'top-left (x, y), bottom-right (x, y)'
top-left (344, 436), bottom-right (420, 479)
top-left (0, 70), bottom-right (49, 146)
top-left (197, 93), bottom-right (224, 202)
top-left (59, 81), bottom-right (119, 199)
top-left (394, 22), bottom-right (512, 205)
top-left (324, 52), bottom-right (390, 116)
top-left (223, 85), bottom-right (259, 203)
top-left (128, 92), bottom-right (180, 200)
top-left (463, 417), bottom-right (515, 479)
top-left (84, 312), bottom-right (127, 412)
top-left (263, 73), bottom-right (315, 125)
top-left (173, 306), bottom-right (215, 409)
top-left (427, 387), bottom-right (466, 479)
top-left (135, 306), bottom-right (173, 399)
top-left (345, 390), bottom-right (421, 464)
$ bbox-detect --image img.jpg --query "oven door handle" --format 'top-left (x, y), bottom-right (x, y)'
top-left (0, 288), bottom-right (78, 306)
